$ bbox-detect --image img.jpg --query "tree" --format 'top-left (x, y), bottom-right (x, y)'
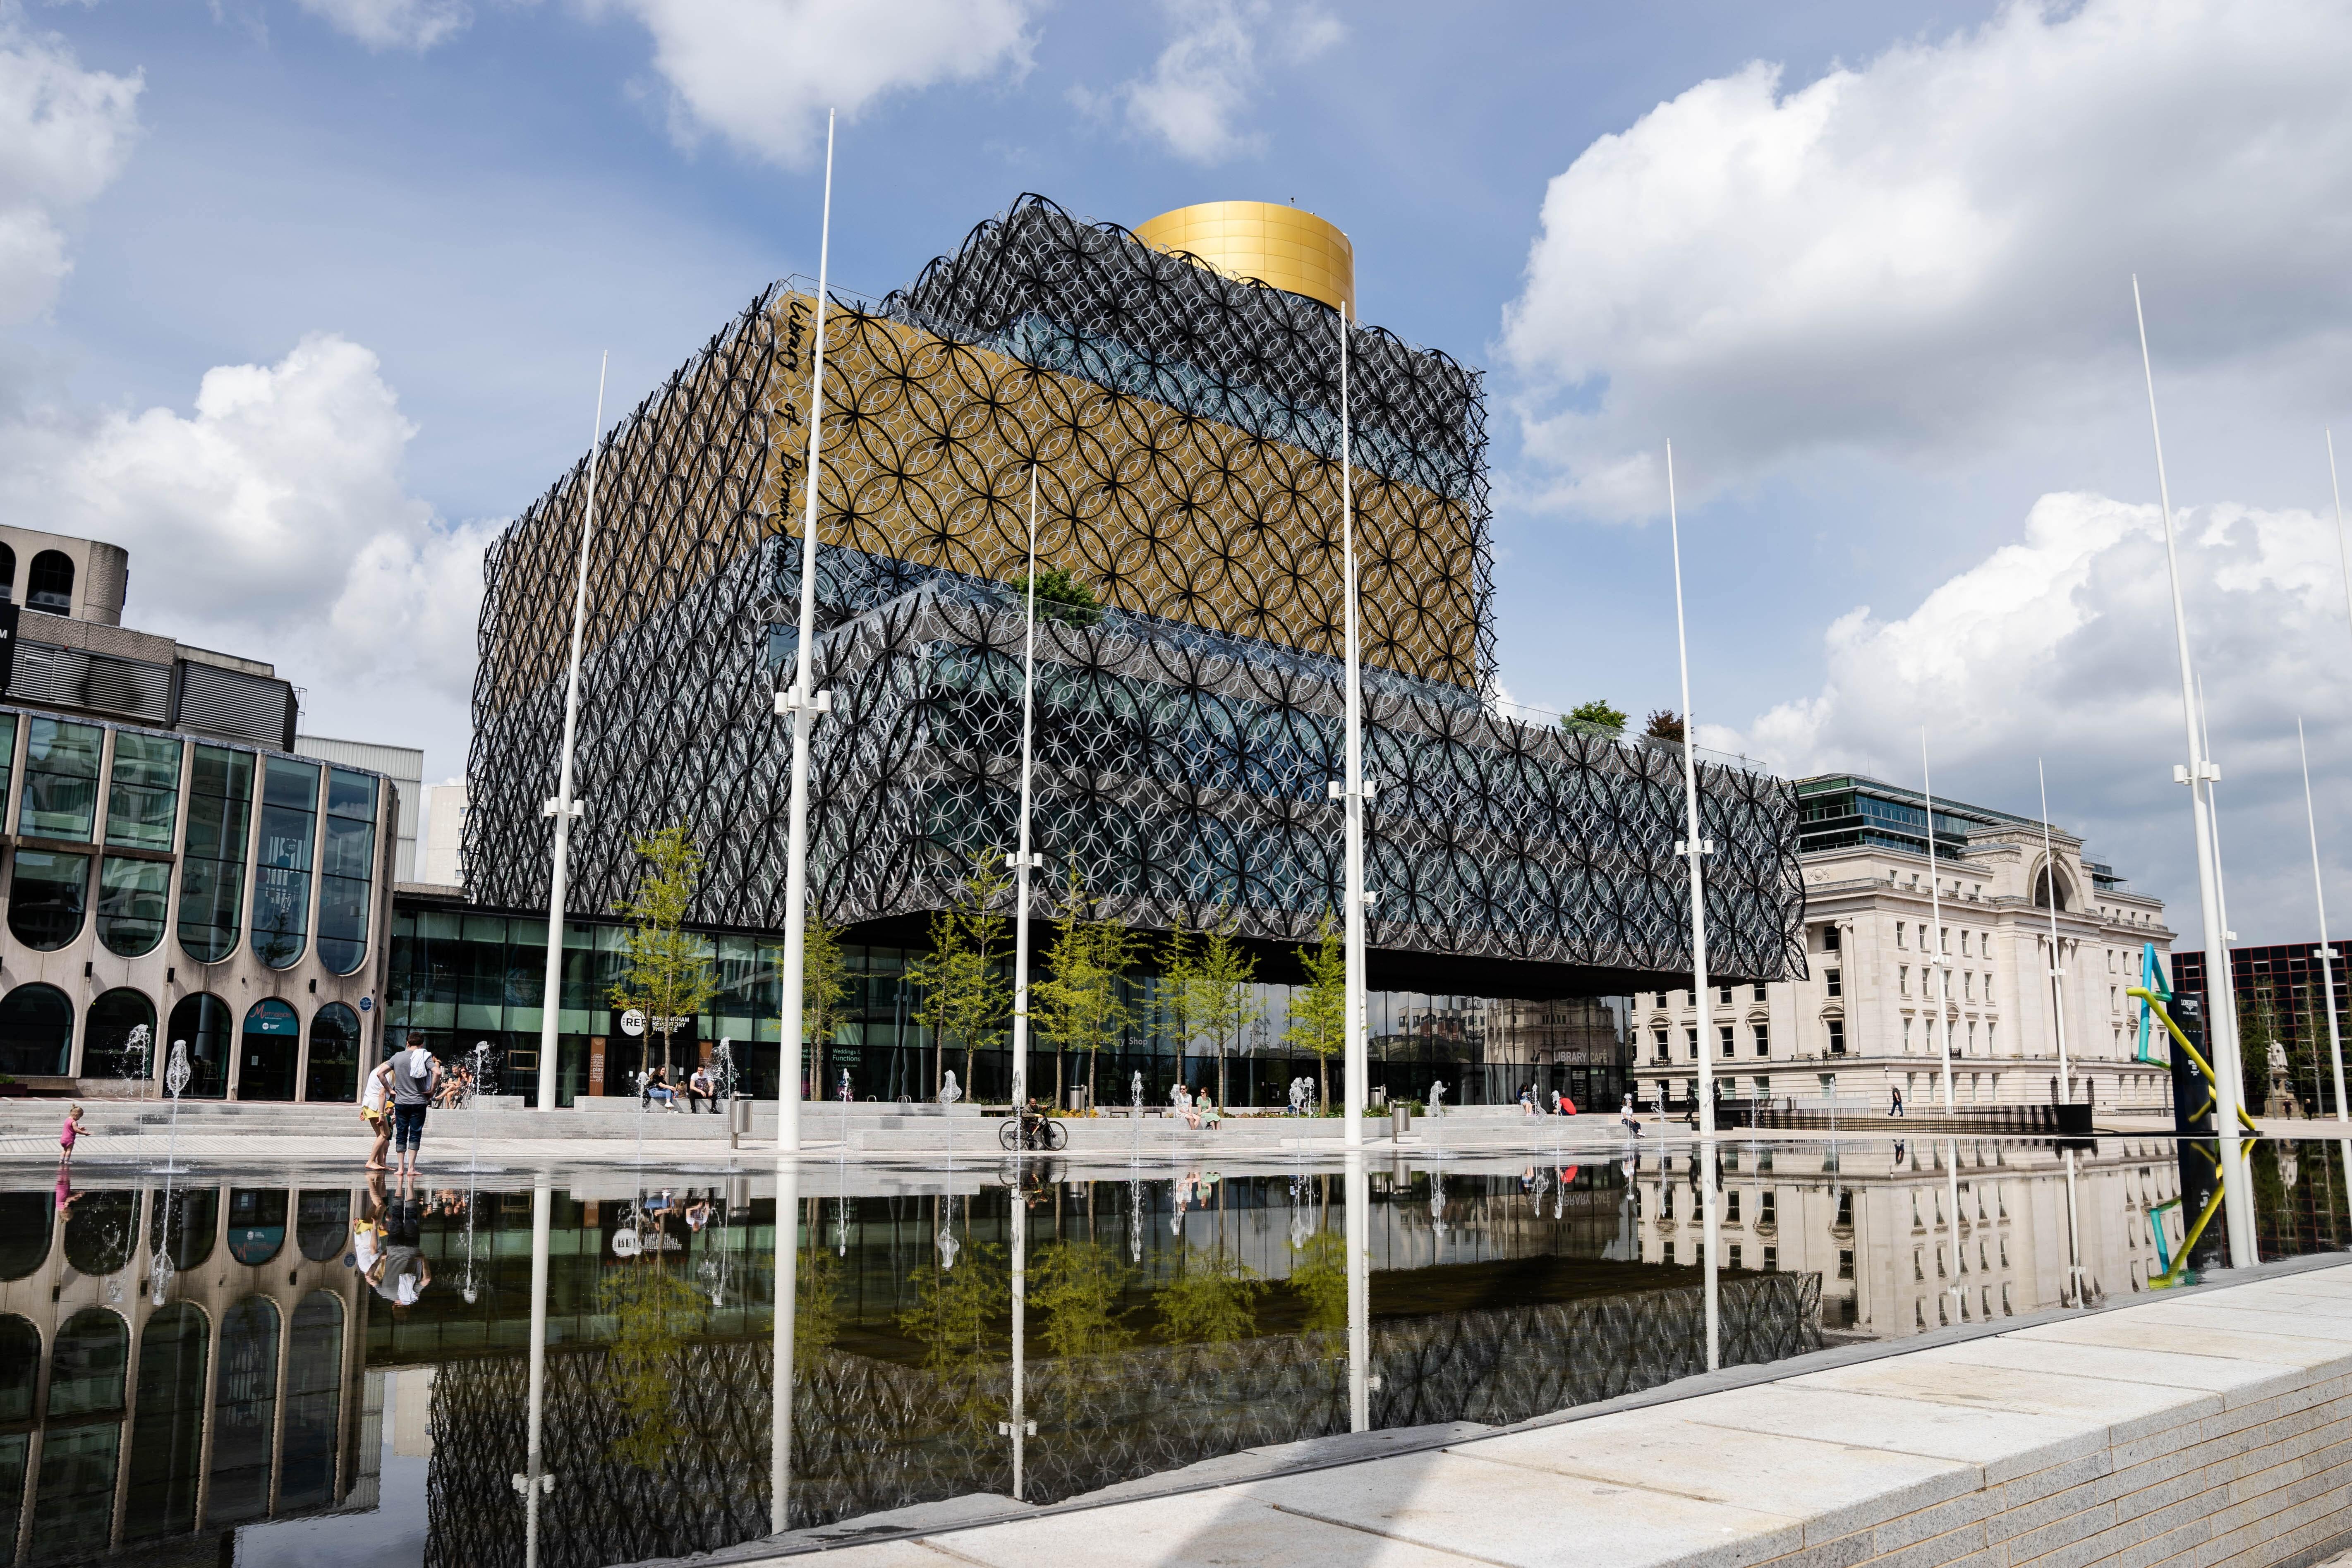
top-left (1020, 565), bottom-right (1104, 627)
top-left (1189, 924), bottom-right (1261, 1111)
top-left (1561, 699), bottom-right (1628, 739)
top-left (1284, 912), bottom-right (1346, 1111)
top-left (793, 903), bottom-right (853, 1099)
top-left (905, 851), bottom-right (1012, 1099)
top-left (610, 824), bottom-right (721, 1078)
top-left (1643, 709), bottom-right (1685, 744)
top-left (598, 1250), bottom-right (707, 1469)
top-left (1032, 871), bottom-right (1137, 1107)
top-left (1159, 928), bottom-right (1197, 1105)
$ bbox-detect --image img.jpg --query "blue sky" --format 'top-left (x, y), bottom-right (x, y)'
top-left (8, 0), bottom-right (2352, 943)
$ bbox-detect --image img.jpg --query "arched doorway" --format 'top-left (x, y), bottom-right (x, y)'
top-left (82, 988), bottom-right (155, 1085)
top-left (0, 982), bottom-right (72, 1076)
top-left (237, 998), bottom-right (299, 1101)
top-left (166, 993), bottom-right (231, 1100)
top-left (304, 1002), bottom-right (361, 1103)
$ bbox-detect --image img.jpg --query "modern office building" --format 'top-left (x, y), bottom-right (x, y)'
top-left (2175, 939), bottom-right (2352, 1117)
top-left (0, 527), bottom-right (401, 1101)
top-left (1631, 774), bottom-right (2172, 1116)
top-left (454, 196), bottom-right (1803, 1103)
top-left (297, 735), bottom-right (423, 882)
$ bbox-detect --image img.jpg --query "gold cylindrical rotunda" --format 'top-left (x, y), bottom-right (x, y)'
top-left (1133, 201), bottom-right (1355, 315)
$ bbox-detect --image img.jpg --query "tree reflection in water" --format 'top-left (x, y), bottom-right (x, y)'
top-left (1154, 1246), bottom-right (1267, 1344)
top-left (597, 1250), bottom-right (708, 1470)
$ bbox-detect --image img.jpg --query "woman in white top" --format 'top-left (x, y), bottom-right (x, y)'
top-left (362, 1059), bottom-right (395, 1171)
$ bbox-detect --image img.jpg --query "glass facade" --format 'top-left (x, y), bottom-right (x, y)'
top-left (178, 745), bottom-right (254, 964)
top-left (0, 982), bottom-right (70, 1077)
top-left (8, 849), bottom-right (87, 951)
top-left (252, 756), bottom-right (320, 970)
top-left (316, 769), bottom-right (376, 974)
top-left (383, 901), bottom-right (1636, 1109)
top-left (105, 732), bottom-right (180, 850)
top-left (18, 717), bottom-right (101, 839)
top-left (96, 857), bottom-right (168, 957)
top-left (168, 993), bottom-right (232, 1101)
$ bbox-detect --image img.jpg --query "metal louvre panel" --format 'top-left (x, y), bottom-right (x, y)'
top-left (11, 640), bottom-right (171, 723)
top-left (177, 661), bottom-right (292, 746)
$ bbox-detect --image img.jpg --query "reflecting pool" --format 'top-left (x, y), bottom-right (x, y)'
top-left (1, 1135), bottom-right (2346, 1566)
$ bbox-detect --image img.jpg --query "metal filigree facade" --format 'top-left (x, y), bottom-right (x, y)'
top-left (467, 196), bottom-right (1806, 989)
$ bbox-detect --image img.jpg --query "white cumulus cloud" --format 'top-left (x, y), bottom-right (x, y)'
top-left (1077, 0), bottom-right (1341, 165)
top-left (0, 9), bottom-right (139, 324)
top-left (1501, 0), bottom-right (2352, 519)
top-left (597, 0), bottom-right (1040, 168)
top-left (0, 334), bottom-right (495, 745)
top-left (293, 0), bottom-right (472, 51)
top-left (1713, 489), bottom-right (2352, 944)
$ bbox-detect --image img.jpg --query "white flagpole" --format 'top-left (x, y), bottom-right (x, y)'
top-left (536, 352), bottom-right (608, 1112)
top-left (1923, 732), bottom-right (1954, 1111)
top-left (1340, 302), bottom-right (1367, 1146)
top-left (2300, 718), bottom-right (2347, 1125)
top-left (775, 110), bottom-right (837, 1154)
top-left (2037, 759), bottom-right (2071, 1101)
top-left (1667, 441), bottom-right (1714, 1138)
top-left (1009, 467), bottom-right (1042, 1114)
top-left (2133, 276), bottom-right (2253, 1265)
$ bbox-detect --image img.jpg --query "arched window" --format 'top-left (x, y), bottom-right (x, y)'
top-left (252, 755), bottom-right (319, 970)
top-left (167, 993), bottom-right (231, 1100)
top-left (0, 541), bottom-right (18, 603)
top-left (2033, 864), bottom-right (2074, 912)
top-left (46, 1307), bottom-right (127, 1418)
top-left (237, 998), bottom-right (299, 1101)
top-left (148, 1185), bottom-right (217, 1271)
top-left (304, 1002), bottom-right (362, 1104)
top-left (126, 1302), bottom-right (208, 1541)
top-left (0, 1314), bottom-right (37, 1421)
top-left (96, 857), bottom-right (168, 956)
top-left (280, 1293), bottom-right (345, 1509)
top-left (63, 1190), bottom-right (136, 1277)
top-left (208, 1295), bottom-right (280, 1525)
top-left (0, 1192), bottom-right (48, 1278)
top-left (177, 745), bottom-right (254, 964)
top-left (225, 1187), bottom-right (287, 1266)
top-left (0, 982), bottom-right (72, 1076)
top-left (8, 849), bottom-right (89, 952)
top-left (317, 769), bottom-right (378, 974)
top-left (81, 988), bottom-right (155, 1084)
top-left (26, 548), bottom-right (74, 614)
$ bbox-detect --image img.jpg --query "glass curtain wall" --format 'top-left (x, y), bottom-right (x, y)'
top-left (252, 756), bottom-right (320, 969)
top-left (178, 746), bottom-right (254, 964)
top-left (11, 717), bottom-right (101, 952)
top-left (97, 732), bottom-right (180, 958)
top-left (316, 769), bottom-right (377, 974)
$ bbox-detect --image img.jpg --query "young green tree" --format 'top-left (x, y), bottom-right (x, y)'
top-left (611, 824), bottom-right (721, 1078)
top-left (1189, 923), bottom-right (1262, 1111)
top-left (792, 903), bottom-right (854, 1099)
top-left (1560, 699), bottom-right (1629, 739)
top-left (1284, 912), bottom-right (1346, 1111)
top-left (905, 851), bottom-right (1012, 1099)
top-left (1033, 871), bottom-right (1137, 1107)
top-left (1159, 927), bottom-right (1197, 1104)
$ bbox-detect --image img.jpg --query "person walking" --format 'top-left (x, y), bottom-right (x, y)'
top-left (388, 1041), bottom-right (441, 1178)
top-left (362, 1056), bottom-right (395, 1169)
top-left (1889, 1084), bottom-right (1905, 1119)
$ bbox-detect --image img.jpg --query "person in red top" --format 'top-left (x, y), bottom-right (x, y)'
top-left (59, 1104), bottom-right (90, 1165)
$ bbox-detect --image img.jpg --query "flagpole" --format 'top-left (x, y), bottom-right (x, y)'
top-left (1667, 440), bottom-right (1714, 1139)
top-left (1009, 466), bottom-right (1042, 1115)
top-left (2300, 719), bottom-right (2347, 1125)
top-left (775, 110), bottom-right (837, 1154)
top-left (1923, 732), bottom-right (1954, 1111)
top-left (1339, 301), bottom-right (1367, 1146)
top-left (2037, 759), bottom-right (2071, 1101)
top-left (2133, 275), bottom-right (2253, 1265)
top-left (536, 352), bottom-right (608, 1112)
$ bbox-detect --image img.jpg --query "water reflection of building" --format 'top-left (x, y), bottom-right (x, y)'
top-left (0, 1180), bottom-right (376, 1564)
top-left (1631, 1137), bottom-right (2187, 1340)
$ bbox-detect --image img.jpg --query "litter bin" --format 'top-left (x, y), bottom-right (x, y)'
top-left (728, 1098), bottom-right (752, 1147)
top-left (1067, 1087), bottom-right (1090, 1113)
top-left (1391, 1104), bottom-right (1411, 1139)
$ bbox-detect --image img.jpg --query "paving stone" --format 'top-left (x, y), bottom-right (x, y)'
top-left (1683, 1384), bottom-right (2110, 1483)
top-left (1244, 1447), bottom-right (1809, 1568)
top-left (2009, 1313), bottom-right (2352, 1372)
top-left (1784, 1356), bottom-right (2217, 1443)
top-left (915, 1492), bottom-right (1489, 1568)
top-left (1927, 1333), bottom-right (2306, 1405)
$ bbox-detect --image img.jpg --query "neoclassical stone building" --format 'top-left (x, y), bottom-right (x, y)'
top-left (1631, 773), bottom-right (2173, 1116)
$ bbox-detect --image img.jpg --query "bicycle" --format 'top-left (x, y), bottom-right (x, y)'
top-left (997, 1109), bottom-right (1068, 1152)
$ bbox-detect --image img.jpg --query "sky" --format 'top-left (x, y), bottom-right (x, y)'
top-left (4, 0), bottom-right (2352, 946)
